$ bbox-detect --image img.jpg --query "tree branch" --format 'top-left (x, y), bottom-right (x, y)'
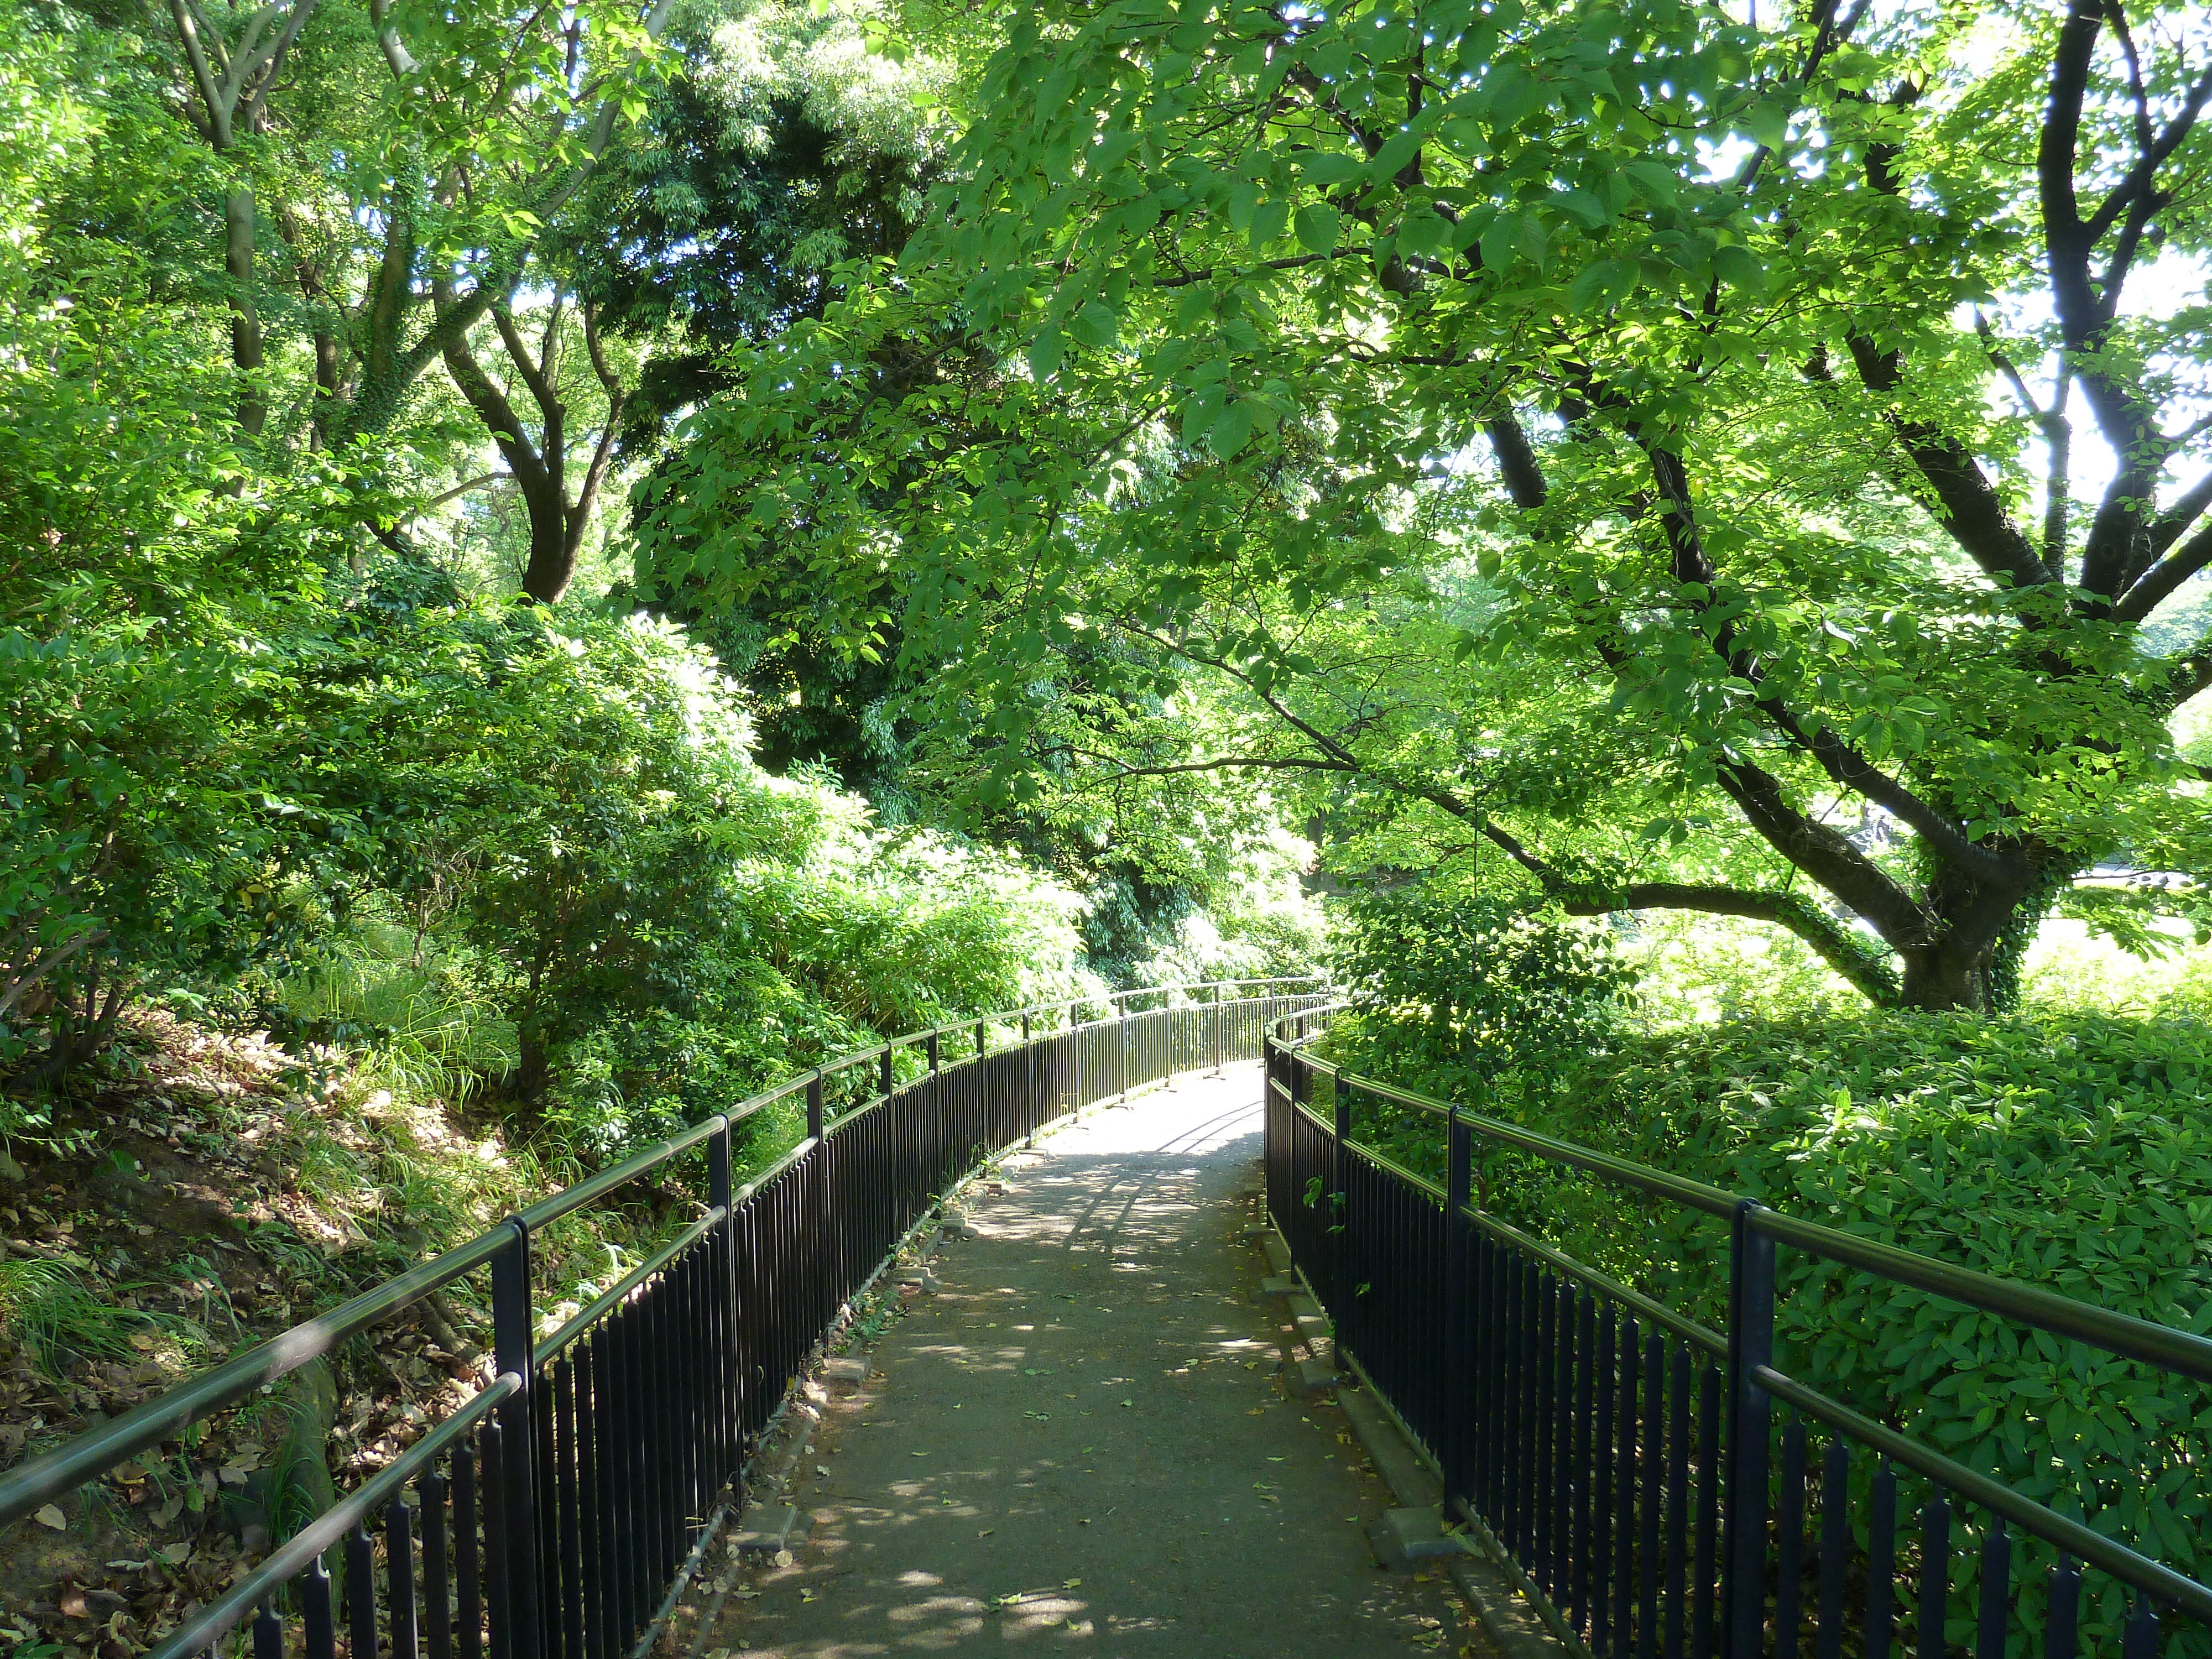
top-left (436, 289), bottom-right (551, 504)
top-left (367, 0), bottom-right (418, 75)
top-left (1710, 756), bottom-right (1931, 946)
top-left (493, 301), bottom-right (558, 420)
top-left (1073, 754), bottom-right (1355, 787)
top-left (170, 0), bottom-right (229, 148)
top-left (401, 471), bottom-right (512, 521)
top-left (1562, 884), bottom-right (1901, 1005)
top-left (1485, 414), bottom-right (1549, 510)
top-left (2150, 468), bottom-right (2212, 557)
top-left (1624, 424), bottom-right (2009, 880)
top-left (1476, 818), bottom-right (1900, 1003)
top-left (2117, 517), bottom-right (2212, 622)
top-left (1845, 335), bottom-right (2053, 596)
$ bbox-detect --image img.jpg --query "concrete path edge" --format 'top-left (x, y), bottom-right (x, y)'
top-left (1250, 1217), bottom-right (1574, 1659)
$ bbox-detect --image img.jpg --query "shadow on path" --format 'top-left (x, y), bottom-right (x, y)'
top-left (696, 1064), bottom-right (1474, 1657)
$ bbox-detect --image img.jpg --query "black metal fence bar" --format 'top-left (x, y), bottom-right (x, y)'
top-left (7, 979), bottom-right (1322, 1659)
top-left (1263, 1015), bottom-right (2212, 1659)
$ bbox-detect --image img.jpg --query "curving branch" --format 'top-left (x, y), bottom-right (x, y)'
top-left (1475, 818), bottom-right (1901, 1003)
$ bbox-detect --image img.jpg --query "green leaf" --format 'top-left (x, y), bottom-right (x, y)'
top-left (1398, 205), bottom-right (1452, 259)
top-left (1479, 211), bottom-right (1528, 274)
top-left (1250, 197), bottom-right (1291, 249)
top-left (1027, 325), bottom-right (1066, 381)
top-left (1567, 258), bottom-right (1636, 314)
top-left (1713, 243), bottom-right (1766, 295)
top-left (1208, 399), bottom-right (1254, 459)
top-left (1295, 202), bottom-right (1343, 254)
top-left (1070, 300), bottom-right (1120, 350)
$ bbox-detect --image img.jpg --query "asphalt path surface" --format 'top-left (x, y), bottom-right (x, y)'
top-left (690, 1063), bottom-right (1477, 1658)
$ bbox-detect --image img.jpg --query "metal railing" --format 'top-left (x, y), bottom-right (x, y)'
top-left (0, 975), bottom-right (1326, 1659)
top-left (1264, 1010), bottom-right (2212, 1659)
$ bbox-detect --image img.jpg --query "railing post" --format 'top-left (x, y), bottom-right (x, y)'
top-left (806, 1072), bottom-right (824, 1141)
top-left (1445, 1099), bottom-right (1473, 1508)
top-left (1724, 1201), bottom-right (1776, 1659)
top-left (489, 1220), bottom-right (540, 1659)
top-left (709, 1117), bottom-right (739, 1483)
top-left (927, 1031), bottom-right (940, 1072)
top-left (1119, 996), bottom-right (1129, 1100)
top-left (880, 1046), bottom-right (894, 1099)
top-left (1332, 1073), bottom-right (1352, 1344)
top-left (975, 1019), bottom-right (987, 1057)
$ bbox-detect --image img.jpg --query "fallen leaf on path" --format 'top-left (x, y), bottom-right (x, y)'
top-left (34, 1505), bottom-right (65, 1530)
top-left (1061, 1578), bottom-right (1081, 1589)
top-left (799, 1589), bottom-right (818, 1604)
top-left (978, 1529), bottom-right (994, 1537)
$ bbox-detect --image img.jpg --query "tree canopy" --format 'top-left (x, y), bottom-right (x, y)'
top-left (640, 0), bottom-right (2212, 1011)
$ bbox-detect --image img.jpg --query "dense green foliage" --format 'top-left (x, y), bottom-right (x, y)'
top-left (8, 0), bottom-right (2212, 1646)
top-left (0, 0), bottom-right (1293, 1150)
top-left (644, 0), bottom-right (2212, 1015)
top-left (1327, 878), bottom-right (1634, 1113)
top-left (1323, 901), bottom-right (2212, 1653)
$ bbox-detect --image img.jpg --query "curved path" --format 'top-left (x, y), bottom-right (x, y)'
top-left (685, 1063), bottom-right (1479, 1657)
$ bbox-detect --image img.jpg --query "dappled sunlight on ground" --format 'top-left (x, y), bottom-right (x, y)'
top-left (688, 1065), bottom-right (1475, 1657)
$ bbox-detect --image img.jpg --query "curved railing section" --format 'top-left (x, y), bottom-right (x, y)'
top-left (1264, 1010), bottom-right (2212, 1659)
top-left (0, 976), bottom-right (1326, 1659)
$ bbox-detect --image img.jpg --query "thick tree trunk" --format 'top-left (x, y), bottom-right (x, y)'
top-left (1889, 852), bottom-right (2047, 1013)
top-left (310, 331), bottom-right (342, 448)
top-left (1896, 940), bottom-right (1997, 1011)
top-left (515, 1029), bottom-right (550, 1100)
top-left (519, 510), bottom-right (577, 604)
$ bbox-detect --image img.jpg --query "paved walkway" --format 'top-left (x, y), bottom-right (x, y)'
top-left (689, 1063), bottom-right (1475, 1658)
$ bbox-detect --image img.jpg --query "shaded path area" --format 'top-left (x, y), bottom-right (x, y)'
top-left (690, 1063), bottom-right (1477, 1657)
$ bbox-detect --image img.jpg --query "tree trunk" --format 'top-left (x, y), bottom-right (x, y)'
top-left (1896, 940), bottom-right (1996, 1011)
top-left (310, 330), bottom-right (342, 448)
top-left (515, 1029), bottom-right (550, 1100)
top-left (1890, 853), bottom-right (2047, 1013)
top-left (519, 510), bottom-right (577, 604)
top-left (225, 185), bottom-right (266, 437)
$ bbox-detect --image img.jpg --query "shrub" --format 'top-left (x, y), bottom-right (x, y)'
top-left (274, 597), bottom-right (1098, 1166)
top-left (1321, 877), bottom-right (1634, 1184)
top-left (1331, 1003), bottom-right (2212, 1655)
